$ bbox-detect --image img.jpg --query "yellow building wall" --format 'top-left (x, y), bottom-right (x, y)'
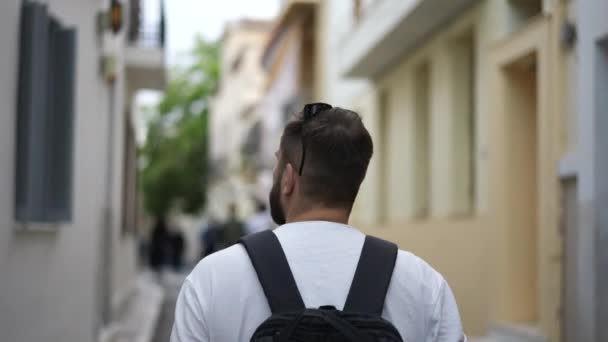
top-left (349, 1), bottom-right (571, 339)
top-left (362, 219), bottom-right (490, 336)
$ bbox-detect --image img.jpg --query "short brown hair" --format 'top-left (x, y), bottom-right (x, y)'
top-left (279, 106), bottom-right (373, 208)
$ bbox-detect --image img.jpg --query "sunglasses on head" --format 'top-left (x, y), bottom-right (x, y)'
top-left (299, 102), bottom-right (333, 175)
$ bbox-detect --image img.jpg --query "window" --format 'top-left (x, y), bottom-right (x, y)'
top-left (596, 39), bottom-right (608, 139)
top-left (15, 2), bottom-right (77, 223)
top-left (413, 62), bottom-right (431, 218)
top-left (241, 121), bottom-right (263, 182)
top-left (449, 30), bottom-right (476, 214)
top-left (509, 0), bottom-right (542, 17)
top-left (377, 90), bottom-right (389, 223)
top-left (300, 19), bottom-right (316, 96)
top-left (230, 46), bottom-right (248, 73)
top-left (282, 97), bottom-right (300, 125)
top-left (353, 0), bottom-right (362, 21)
top-left (242, 121), bottom-right (262, 156)
top-left (352, 0), bottom-right (376, 22)
top-left (121, 121), bottom-right (138, 234)
top-left (508, 0), bottom-right (542, 33)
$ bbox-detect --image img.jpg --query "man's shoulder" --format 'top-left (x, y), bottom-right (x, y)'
top-left (187, 243), bottom-right (252, 286)
top-left (391, 249), bottom-right (447, 303)
top-left (395, 249), bottom-right (444, 278)
top-left (187, 236), bottom-right (448, 305)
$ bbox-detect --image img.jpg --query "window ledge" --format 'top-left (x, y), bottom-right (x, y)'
top-left (15, 222), bottom-right (61, 233)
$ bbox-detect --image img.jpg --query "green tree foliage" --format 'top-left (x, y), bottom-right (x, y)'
top-left (140, 37), bottom-right (220, 217)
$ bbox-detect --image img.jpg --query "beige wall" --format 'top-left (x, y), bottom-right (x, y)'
top-left (209, 22), bottom-right (270, 219)
top-left (360, 219), bottom-right (490, 335)
top-left (212, 23), bottom-right (269, 169)
top-left (347, 1), bottom-right (572, 339)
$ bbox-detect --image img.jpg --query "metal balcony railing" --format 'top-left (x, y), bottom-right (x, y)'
top-left (128, 0), bottom-right (165, 48)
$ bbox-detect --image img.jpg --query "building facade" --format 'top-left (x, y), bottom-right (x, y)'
top-left (0, 0), bottom-right (165, 341)
top-left (209, 19), bottom-right (272, 219)
top-left (567, 0), bottom-right (608, 341)
top-left (324, 0), bottom-right (576, 340)
top-left (253, 0), bottom-right (324, 204)
top-left (247, 0), bottom-right (608, 340)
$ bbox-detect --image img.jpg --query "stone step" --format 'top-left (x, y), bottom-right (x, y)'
top-left (488, 322), bottom-right (548, 342)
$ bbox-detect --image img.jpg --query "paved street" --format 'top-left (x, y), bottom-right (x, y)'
top-left (154, 270), bottom-right (189, 342)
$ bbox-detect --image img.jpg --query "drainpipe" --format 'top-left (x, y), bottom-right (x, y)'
top-left (101, 79), bottom-right (117, 326)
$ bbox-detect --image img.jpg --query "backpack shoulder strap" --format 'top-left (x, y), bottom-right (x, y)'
top-left (239, 230), bottom-right (305, 313)
top-left (343, 235), bottom-right (398, 315)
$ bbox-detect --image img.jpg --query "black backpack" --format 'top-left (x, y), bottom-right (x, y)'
top-left (239, 230), bottom-right (404, 342)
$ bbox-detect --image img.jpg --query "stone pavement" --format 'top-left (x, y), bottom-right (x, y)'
top-left (153, 270), bottom-right (189, 342)
top-left (99, 272), bottom-right (165, 342)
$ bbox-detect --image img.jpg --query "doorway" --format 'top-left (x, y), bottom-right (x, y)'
top-left (377, 90), bottom-right (389, 223)
top-left (502, 52), bottom-right (539, 323)
top-left (490, 18), bottom-right (552, 328)
top-left (562, 177), bottom-right (578, 342)
top-left (413, 61), bottom-right (431, 218)
top-left (595, 37), bottom-right (608, 342)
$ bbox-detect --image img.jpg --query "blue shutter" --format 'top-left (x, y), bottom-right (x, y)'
top-left (16, 2), bottom-right (50, 222)
top-left (45, 20), bottom-right (77, 222)
top-left (15, 2), bottom-right (77, 223)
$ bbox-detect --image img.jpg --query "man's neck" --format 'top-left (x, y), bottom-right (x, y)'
top-left (286, 207), bottom-right (350, 225)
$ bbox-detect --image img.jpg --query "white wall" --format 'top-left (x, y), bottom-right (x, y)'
top-left (316, 0), bottom-right (369, 106)
top-left (258, 35), bottom-right (300, 169)
top-left (575, 0), bottom-right (608, 340)
top-left (108, 24), bottom-right (138, 321)
top-left (316, 0), bottom-right (375, 222)
top-left (0, 1), bottom-right (137, 341)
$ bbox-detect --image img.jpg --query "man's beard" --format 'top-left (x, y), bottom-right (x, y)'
top-left (269, 178), bottom-right (286, 225)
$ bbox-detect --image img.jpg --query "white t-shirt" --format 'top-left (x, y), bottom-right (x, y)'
top-left (171, 221), bottom-right (466, 342)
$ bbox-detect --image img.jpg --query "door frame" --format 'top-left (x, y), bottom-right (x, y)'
top-left (488, 16), bottom-right (561, 340)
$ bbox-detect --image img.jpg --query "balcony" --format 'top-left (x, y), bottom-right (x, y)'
top-left (126, 0), bottom-right (166, 94)
top-left (340, 0), bottom-right (480, 78)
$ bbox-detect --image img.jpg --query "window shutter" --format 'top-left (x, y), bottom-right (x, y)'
top-left (15, 2), bottom-right (77, 223)
top-left (16, 2), bottom-right (50, 222)
top-left (45, 20), bottom-right (77, 222)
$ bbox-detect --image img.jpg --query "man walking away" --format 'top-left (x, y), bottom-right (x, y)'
top-left (220, 204), bottom-right (244, 248)
top-left (169, 228), bottom-right (186, 271)
top-left (149, 217), bottom-right (168, 275)
top-left (200, 218), bottom-right (220, 259)
top-left (171, 104), bottom-right (466, 341)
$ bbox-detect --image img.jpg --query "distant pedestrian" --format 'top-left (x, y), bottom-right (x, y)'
top-left (200, 218), bottom-right (220, 259)
top-left (244, 201), bottom-right (272, 235)
top-left (169, 229), bottom-right (186, 271)
top-left (219, 204), bottom-right (244, 248)
top-left (149, 217), bottom-right (168, 273)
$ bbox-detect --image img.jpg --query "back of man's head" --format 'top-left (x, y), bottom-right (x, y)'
top-left (279, 105), bottom-right (373, 210)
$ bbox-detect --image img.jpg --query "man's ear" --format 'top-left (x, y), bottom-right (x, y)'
top-left (282, 163), bottom-right (296, 196)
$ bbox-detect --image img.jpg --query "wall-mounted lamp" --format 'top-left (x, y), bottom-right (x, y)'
top-left (560, 21), bottom-right (577, 50)
top-left (101, 55), bottom-right (118, 85)
top-left (110, 0), bottom-right (123, 34)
